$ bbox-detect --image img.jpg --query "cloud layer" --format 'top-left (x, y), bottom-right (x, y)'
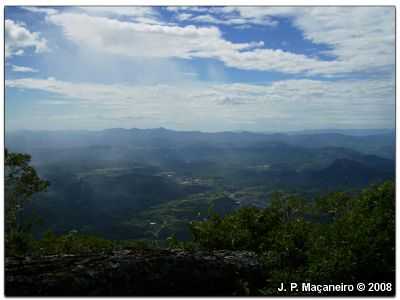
top-left (41, 7), bottom-right (395, 77)
top-left (11, 65), bottom-right (38, 73)
top-left (47, 13), bottom-right (263, 60)
top-left (5, 19), bottom-right (48, 58)
top-left (5, 6), bottom-right (395, 131)
top-left (6, 77), bottom-right (394, 131)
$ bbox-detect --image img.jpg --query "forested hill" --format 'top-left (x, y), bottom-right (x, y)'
top-left (5, 128), bottom-right (394, 242)
top-left (6, 128), bottom-right (395, 159)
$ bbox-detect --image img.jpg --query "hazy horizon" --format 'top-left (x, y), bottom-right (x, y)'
top-left (5, 126), bottom-right (395, 135)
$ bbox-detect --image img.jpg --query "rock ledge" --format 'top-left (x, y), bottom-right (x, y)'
top-left (5, 249), bottom-right (266, 296)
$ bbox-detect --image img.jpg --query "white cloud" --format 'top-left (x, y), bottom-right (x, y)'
top-left (48, 12), bottom-right (327, 75)
top-left (5, 77), bottom-right (394, 131)
top-left (22, 6), bottom-right (162, 25)
top-left (47, 13), bottom-right (263, 60)
top-left (78, 7), bottom-right (164, 25)
top-left (5, 19), bottom-right (48, 58)
top-left (11, 65), bottom-right (38, 73)
top-left (21, 6), bottom-right (59, 15)
top-left (190, 14), bottom-right (262, 26)
top-left (79, 7), bottom-right (157, 18)
top-left (211, 7), bottom-right (395, 75)
top-left (176, 13), bottom-right (193, 21)
top-left (173, 7), bottom-right (278, 27)
top-left (165, 7), bottom-right (210, 13)
top-left (44, 7), bottom-right (394, 77)
top-left (45, 12), bottom-right (324, 75)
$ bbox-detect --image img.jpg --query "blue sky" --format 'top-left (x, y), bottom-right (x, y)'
top-left (5, 6), bottom-right (395, 132)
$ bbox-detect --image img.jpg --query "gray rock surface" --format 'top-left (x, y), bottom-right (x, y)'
top-left (5, 249), bottom-right (266, 296)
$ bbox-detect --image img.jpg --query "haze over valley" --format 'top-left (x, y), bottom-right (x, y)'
top-left (6, 127), bottom-right (394, 240)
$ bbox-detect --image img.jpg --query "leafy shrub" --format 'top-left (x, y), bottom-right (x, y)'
top-left (33, 230), bottom-right (114, 255)
top-left (188, 181), bottom-right (395, 293)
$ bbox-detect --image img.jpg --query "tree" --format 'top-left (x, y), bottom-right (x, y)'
top-left (5, 149), bottom-right (49, 254)
top-left (188, 181), bottom-right (395, 294)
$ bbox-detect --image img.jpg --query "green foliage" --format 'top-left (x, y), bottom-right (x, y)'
top-left (166, 234), bottom-right (198, 251)
top-left (307, 181), bottom-right (395, 282)
top-left (191, 207), bottom-right (264, 251)
top-left (5, 149), bottom-right (49, 197)
top-left (10, 230), bottom-right (160, 256)
top-left (115, 239), bottom-right (159, 250)
top-left (6, 230), bottom-right (36, 256)
top-left (188, 181), bottom-right (395, 294)
top-left (34, 230), bottom-right (114, 255)
top-left (5, 149), bottom-right (49, 255)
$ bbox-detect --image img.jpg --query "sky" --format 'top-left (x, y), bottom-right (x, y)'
top-left (4, 6), bottom-right (395, 132)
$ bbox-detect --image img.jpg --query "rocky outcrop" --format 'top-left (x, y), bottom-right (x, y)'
top-left (5, 249), bottom-right (266, 296)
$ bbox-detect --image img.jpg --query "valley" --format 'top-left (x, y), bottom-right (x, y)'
top-left (6, 128), bottom-right (395, 242)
